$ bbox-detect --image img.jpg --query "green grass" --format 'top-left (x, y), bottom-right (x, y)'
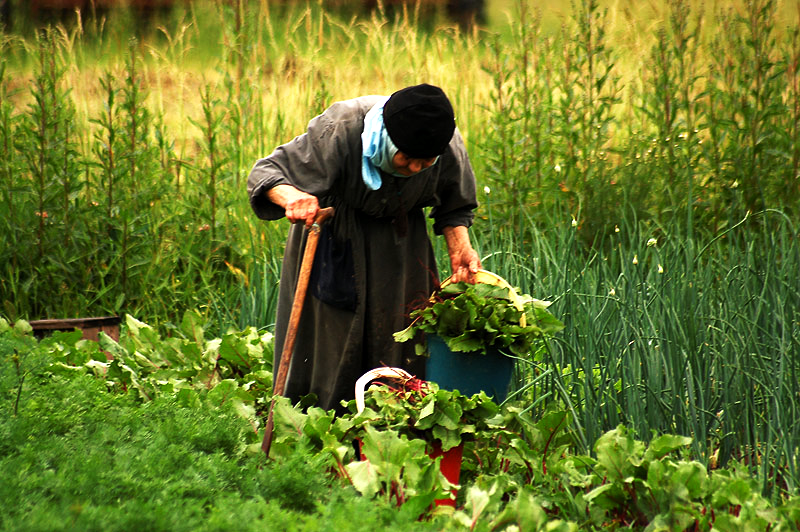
top-left (4, 322), bottom-right (800, 528)
top-left (0, 361), bottom-right (441, 531)
top-left (473, 206), bottom-right (800, 495)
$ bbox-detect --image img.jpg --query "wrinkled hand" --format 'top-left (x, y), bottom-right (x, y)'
top-left (449, 247), bottom-right (481, 283)
top-left (268, 185), bottom-right (320, 227)
top-left (284, 194), bottom-right (320, 228)
top-left (443, 226), bottom-right (481, 284)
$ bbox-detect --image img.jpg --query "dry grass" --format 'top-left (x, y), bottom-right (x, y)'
top-left (4, 0), bottom-right (798, 154)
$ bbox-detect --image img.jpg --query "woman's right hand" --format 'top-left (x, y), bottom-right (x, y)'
top-left (267, 185), bottom-right (320, 227)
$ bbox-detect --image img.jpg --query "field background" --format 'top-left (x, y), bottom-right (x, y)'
top-left (2, 0), bottom-right (800, 497)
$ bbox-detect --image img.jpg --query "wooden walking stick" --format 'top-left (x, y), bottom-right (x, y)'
top-left (262, 206), bottom-right (334, 458)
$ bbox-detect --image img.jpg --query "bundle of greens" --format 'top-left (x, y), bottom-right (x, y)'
top-left (351, 377), bottom-right (500, 451)
top-left (393, 282), bottom-right (564, 357)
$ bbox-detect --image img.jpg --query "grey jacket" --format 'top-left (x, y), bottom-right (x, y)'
top-left (247, 95), bottom-right (478, 412)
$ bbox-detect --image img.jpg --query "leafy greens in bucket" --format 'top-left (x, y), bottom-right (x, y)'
top-left (393, 282), bottom-right (565, 357)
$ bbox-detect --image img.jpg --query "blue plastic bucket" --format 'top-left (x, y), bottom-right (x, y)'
top-left (425, 334), bottom-right (514, 402)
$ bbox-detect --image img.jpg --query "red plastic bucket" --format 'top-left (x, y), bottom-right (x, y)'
top-left (357, 439), bottom-right (464, 507)
top-left (428, 441), bottom-right (464, 507)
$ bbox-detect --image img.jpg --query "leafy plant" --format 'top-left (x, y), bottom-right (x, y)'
top-left (30, 312), bottom-right (274, 434)
top-left (0, 318), bottom-right (43, 417)
top-left (0, 345), bottom-right (431, 532)
top-left (345, 424), bottom-right (448, 513)
top-left (394, 281), bottom-right (564, 357)
top-left (6, 315), bottom-right (800, 529)
top-left (353, 380), bottom-right (500, 452)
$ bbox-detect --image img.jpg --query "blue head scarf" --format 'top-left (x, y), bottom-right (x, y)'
top-left (361, 97), bottom-right (440, 190)
top-left (361, 97), bottom-right (394, 191)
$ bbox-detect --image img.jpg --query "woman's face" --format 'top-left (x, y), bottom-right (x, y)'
top-left (391, 152), bottom-right (438, 176)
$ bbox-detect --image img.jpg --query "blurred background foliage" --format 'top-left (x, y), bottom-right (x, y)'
top-left (1, 0), bottom-right (797, 329)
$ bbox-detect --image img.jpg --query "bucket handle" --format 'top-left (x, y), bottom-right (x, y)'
top-left (354, 367), bottom-right (414, 414)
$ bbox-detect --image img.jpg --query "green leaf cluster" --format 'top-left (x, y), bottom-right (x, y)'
top-left (394, 282), bottom-right (565, 357)
top-left (0, 361), bottom-right (433, 531)
top-left (9, 312), bottom-right (274, 434)
top-left (576, 426), bottom-right (783, 530)
top-left (353, 384), bottom-right (500, 452)
top-left (345, 424), bottom-right (447, 513)
top-left (265, 384), bottom-right (501, 513)
top-left (269, 386), bottom-right (800, 529)
top-left (6, 316), bottom-right (800, 530)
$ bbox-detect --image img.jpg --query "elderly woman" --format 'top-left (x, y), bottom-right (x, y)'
top-left (247, 83), bottom-right (481, 412)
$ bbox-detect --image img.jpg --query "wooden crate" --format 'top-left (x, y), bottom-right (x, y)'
top-left (29, 316), bottom-right (121, 343)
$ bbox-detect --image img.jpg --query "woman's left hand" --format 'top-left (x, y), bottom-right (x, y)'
top-left (442, 226), bottom-right (481, 283)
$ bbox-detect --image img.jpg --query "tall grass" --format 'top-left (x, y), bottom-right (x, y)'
top-left (0, 0), bottom-right (492, 330)
top-left (479, 206), bottom-right (800, 495)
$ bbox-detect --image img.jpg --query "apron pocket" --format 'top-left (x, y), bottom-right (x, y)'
top-left (310, 224), bottom-right (357, 311)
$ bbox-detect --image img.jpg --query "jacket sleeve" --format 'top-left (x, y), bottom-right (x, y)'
top-left (247, 106), bottom-right (353, 220)
top-left (430, 128), bottom-right (478, 234)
